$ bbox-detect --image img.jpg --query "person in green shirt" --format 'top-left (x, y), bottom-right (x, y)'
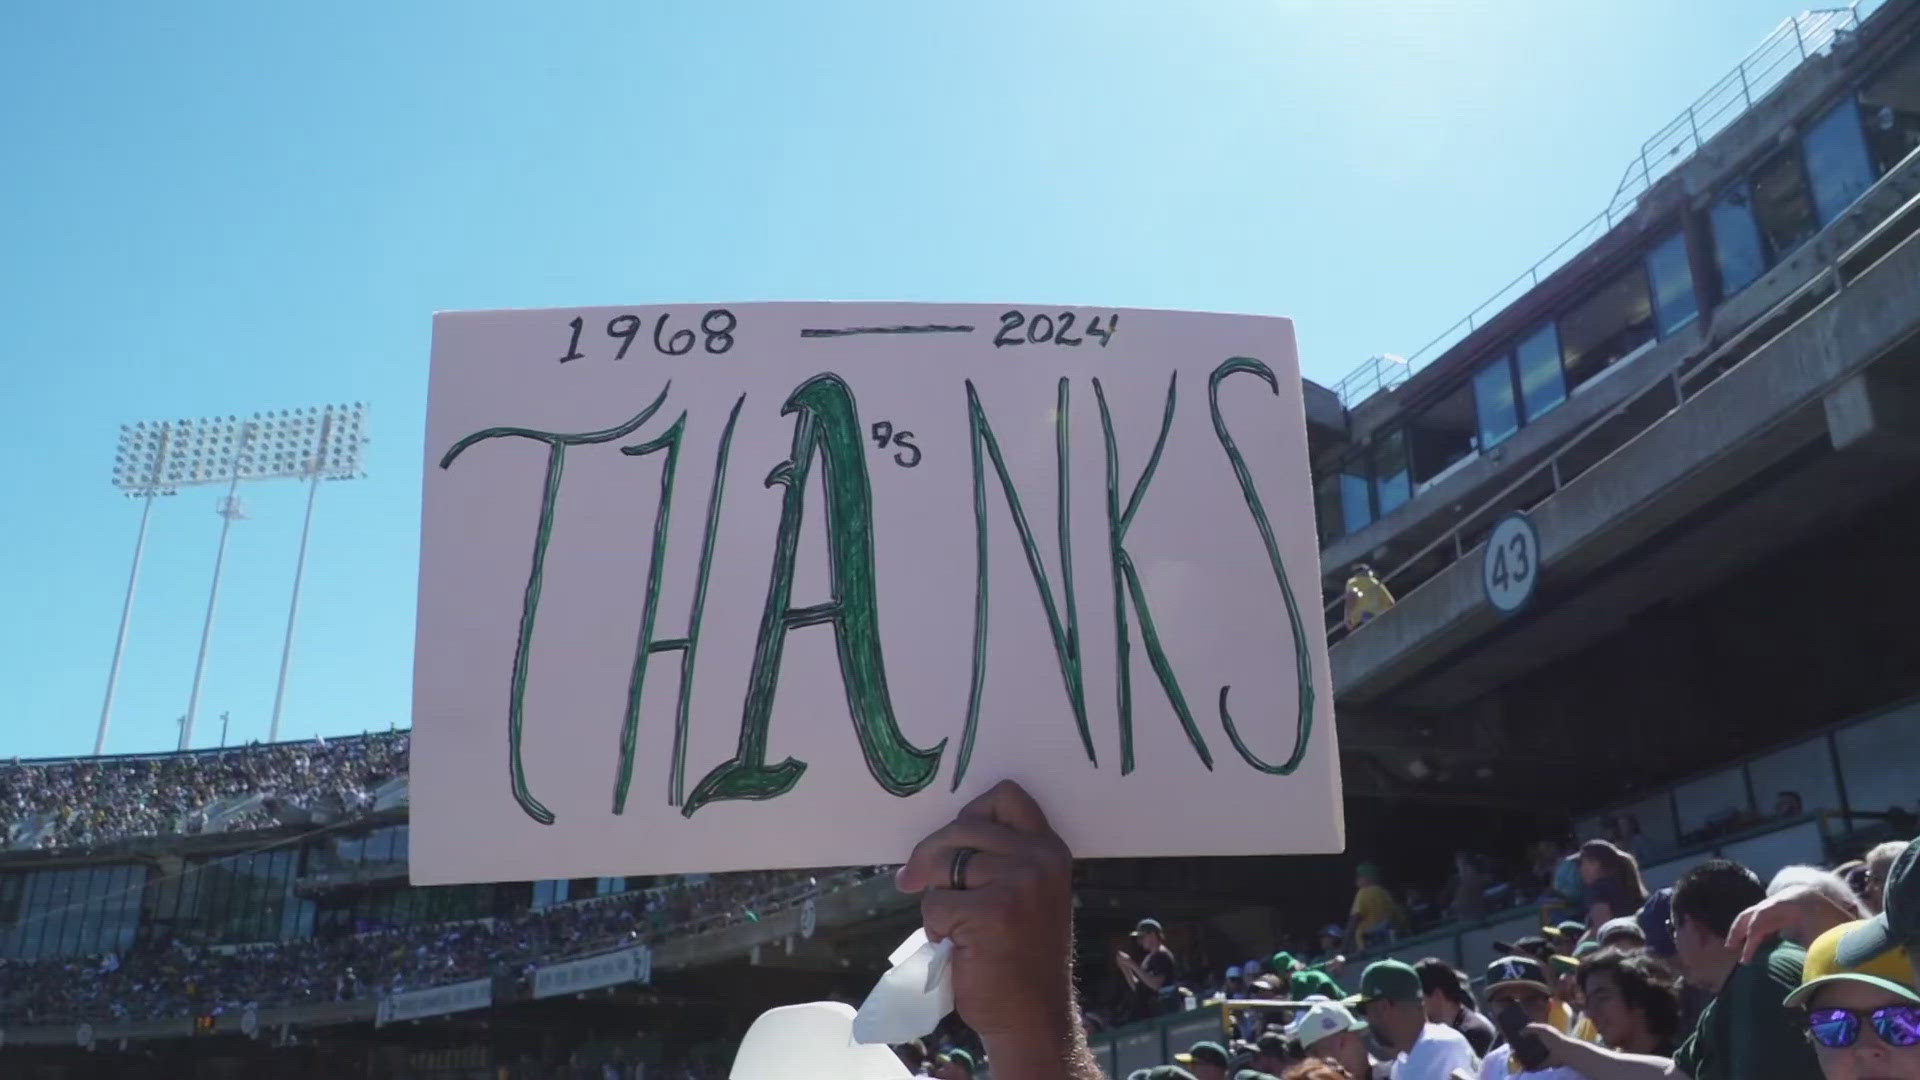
top-left (1524, 858), bottom-right (1822, 1080)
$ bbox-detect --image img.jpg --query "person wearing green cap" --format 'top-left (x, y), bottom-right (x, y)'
top-left (935, 1048), bottom-right (977, 1080)
top-left (1174, 1040), bottom-right (1231, 1080)
top-left (1355, 959), bottom-right (1478, 1078)
top-left (1291, 968), bottom-right (1345, 1002)
top-left (1272, 950), bottom-right (1301, 975)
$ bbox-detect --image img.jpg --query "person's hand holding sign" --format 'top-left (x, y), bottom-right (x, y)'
top-left (897, 780), bottom-right (1099, 1080)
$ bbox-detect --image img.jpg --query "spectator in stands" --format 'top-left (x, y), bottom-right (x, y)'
top-left (1220, 964), bottom-right (1247, 1001)
top-left (1603, 815), bottom-right (1652, 864)
top-left (1280, 1063), bottom-right (1347, 1080)
top-left (1862, 841), bottom-right (1911, 916)
top-left (895, 1039), bottom-right (928, 1074)
top-left (1355, 959), bottom-right (1477, 1079)
top-left (1314, 926), bottom-right (1344, 965)
top-left (1344, 863), bottom-right (1401, 953)
top-left (1289, 997), bottom-right (1382, 1080)
top-left (934, 1048), bottom-right (976, 1080)
top-left (1576, 949), bottom-right (1684, 1055)
top-left (1788, 918), bottom-right (1920, 1080)
top-left (1343, 565), bottom-right (1394, 630)
top-left (1777, 791), bottom-right (1805, 818)
top-left (1176, 1041), bottom-right (1231, 1080)
top-left (1478, 955), bottom-right (1581, 1080)
top-left (1448, 852), bottom-right (1491, 923)
top-left (1595, 916), bottom-right (1648, 953)
top-left (1414, 957), bottom-right (1496, 1055)
top-left (1544, 920), bottom-right (1589, 955)
top-left (1118, 918), bottom-right (1179, 1017)
top-left (1249, 1033), bottom-right (1295, 1076)
top-left (1579, 840), bottom-right (1650, 931)
top-left (1531, 858), bottom-right (1819, 1080)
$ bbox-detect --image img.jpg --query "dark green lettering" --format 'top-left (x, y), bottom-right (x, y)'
top-left (439, 385), bottom-right (673, 826)
top-left (1094, 375), bottom-right (1213, 775)
top-left (683, 374), bottom-right (945, 816)
top-left (952, 377), bottom-right (1093, 790)
top-left (1208, 357), bottom-right (1315, 773)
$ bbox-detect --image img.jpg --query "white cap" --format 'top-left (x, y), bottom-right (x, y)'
top-left (1287, 999), bottom-right (1368, 1048)
top-left (731, 1001), bottom-right (911, 1080)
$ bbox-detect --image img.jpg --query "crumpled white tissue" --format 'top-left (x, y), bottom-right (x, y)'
top-left (851, 929), bottom-right (955, 1045)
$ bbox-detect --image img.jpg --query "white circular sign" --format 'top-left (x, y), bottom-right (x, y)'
top-left (1482, 512), bottom-right (1541, 614)
top-left (76, 1023), bottom-right (94, 1051)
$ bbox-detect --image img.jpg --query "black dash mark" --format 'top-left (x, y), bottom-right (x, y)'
top-left (799, 324), bottom-right (976, 338)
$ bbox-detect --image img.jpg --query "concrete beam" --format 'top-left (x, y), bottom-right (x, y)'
top-left (1826, 369), bottom-right (1920, 460)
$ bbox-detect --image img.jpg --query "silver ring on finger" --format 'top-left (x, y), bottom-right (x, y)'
top-left (950, 847), bottom-right (980, 891)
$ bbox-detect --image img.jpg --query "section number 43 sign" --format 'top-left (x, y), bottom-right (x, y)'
top-left (1481, 512), bottom-right (1541, 615)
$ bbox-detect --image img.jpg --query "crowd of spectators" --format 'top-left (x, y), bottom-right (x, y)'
top-left (0, 865), bottom-right (859, 1026)
top-left (0, 732), bottom-right (408, 851)
top-left (1096, 833), bottom-right (1920, 1080)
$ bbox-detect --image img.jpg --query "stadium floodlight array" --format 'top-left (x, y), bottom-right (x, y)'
top-left (98, 405), bottom-right (370, 755)
top-left (111, 404), bottom-right (368, 495)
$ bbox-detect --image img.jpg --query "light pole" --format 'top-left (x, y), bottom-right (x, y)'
top-left (102, 405), bottom-right (368, 755)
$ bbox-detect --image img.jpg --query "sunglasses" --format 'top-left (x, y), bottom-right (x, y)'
top-left (1807, 1005), bottom-right (1920, 1049)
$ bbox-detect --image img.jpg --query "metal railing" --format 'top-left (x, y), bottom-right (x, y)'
top-left (1329, 5), bottom-right (1867, 409)
top-left (1325, 152), bottom-right (1920, 647)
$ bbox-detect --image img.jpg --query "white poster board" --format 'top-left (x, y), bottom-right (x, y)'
top-left (413, 302), bottom-right (1340, 884)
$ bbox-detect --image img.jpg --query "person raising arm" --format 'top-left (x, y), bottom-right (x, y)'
top-left (896, 780), bottom-right (1103, 1080)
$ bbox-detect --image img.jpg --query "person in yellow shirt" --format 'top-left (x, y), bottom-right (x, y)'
top-left (1343, 565), bottom-right (1396, 630)
top-left (1345, 863), bottom-right (1402, 952)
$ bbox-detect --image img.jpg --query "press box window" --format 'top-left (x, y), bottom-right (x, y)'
top-left (1751, 147), bottom-right (1819, 261)
top-left (1372, 430), bottom-right (1411, 518)
top-left (1859, 35), bottom-right (1920, 175)
top-left (1710, 185), bottom-right (1768, 296)
top-left (1803, 97), bottom-right (1876, 225)
top-left (1515, 322), bottom-right (1566, 423)
top-left (1645, 231), bottom-right (1697, 337)
top-left (1407, 378), bottom-right (1478, 489)
top-left (1560, 264), bottom-right (1656, 391)
top-left (1472, 355), bottom-right (1521, 450)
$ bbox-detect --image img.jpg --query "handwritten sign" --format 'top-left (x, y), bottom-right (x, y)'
top-left (412, 303), bottom-right (1341, 884)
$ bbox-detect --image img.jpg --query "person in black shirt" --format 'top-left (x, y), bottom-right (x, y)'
top-left (1413, 956), bottom-right (1496, 1055)
top-left (1118, 917), bottom-right (1180, 1016)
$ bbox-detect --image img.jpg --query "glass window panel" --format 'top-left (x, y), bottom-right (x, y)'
top-left (1859, 36), bottom-right (1920, 175)
top-left (1645, 231), bottom-right (1698, 337)
top-left (1751, 148), bottom-right (1819, 260)
top-left (1339, 472), bottom-right (1372, 536)
top-left (1560, 265), bottom-right (1656, 390)
top-left (1409, 380), bottom-right (1478, 487)
top-left (1835, 701), bottom-right (1920, 819)
top-left (1804, 97), bottom-right (1876, 225)
top-left (391, 827), bottom-right (410, 861)
top-left (1674, 767), bottom-right (1753, 843)
top-left (1472, 355), bottom-right (1520, 449)
top-left (1710, 186), bottom-right (1768, 296)
top-left (1372, 430), bottom-right (1411, 517)
top-left (1314, 474), bottom-right (1345, 546)
top-left (1515, 323), bottom-right (1566, 422)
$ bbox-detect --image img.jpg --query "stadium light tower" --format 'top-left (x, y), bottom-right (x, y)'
top-left (104, 404), bottom-right (368, 754)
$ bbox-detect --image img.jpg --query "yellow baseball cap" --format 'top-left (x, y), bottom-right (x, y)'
top-left (1784, 919), bottom-right (1920, 1008)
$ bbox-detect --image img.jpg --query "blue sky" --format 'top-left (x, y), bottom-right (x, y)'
top-left (0, 0), bottom-right (1824, 758)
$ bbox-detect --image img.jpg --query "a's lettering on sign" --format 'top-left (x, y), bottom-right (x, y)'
top-left (375, 978), bottom-right (493, 1027)
top-left (412, 303), bottom-right (1341, 884)
top-left (533, 945), bottom-right (651, 998)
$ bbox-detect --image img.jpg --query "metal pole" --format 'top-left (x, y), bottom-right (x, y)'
top-left (220, 711), bottom-right (230, 748)
top-left (269, 421), bottom-right (328, 743)
top-left (183, 425), bottom-right (253, 750)
top-left (95, 492), bottom-right (156, 756)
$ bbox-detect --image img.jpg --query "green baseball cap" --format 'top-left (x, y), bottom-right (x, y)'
top-left (1837, 839), bottom-right (1919, 968)
top-left (1356, 959), bottom-right (1422, 1004)
top-left (941, 1049), bottom-right (976, 1073)
top-left (1290, 968), bottom-right (1344, 1000)
top-left (1176, 1042), bottom-right (1229, 1069)
top-left (1147, 1068), bottom-right (1197, 1080)
top-left (1270, 950), bottom-right (1298, 973)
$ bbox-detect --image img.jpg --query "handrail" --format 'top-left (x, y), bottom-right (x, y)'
top-left (1325, 147), bottom-right (1920, 643)
top-left (1328, 5), bottom-right (1864, 409)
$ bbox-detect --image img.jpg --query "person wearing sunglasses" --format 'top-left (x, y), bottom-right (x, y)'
top-left (1784, 918), bottom-right (1920, 1079)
